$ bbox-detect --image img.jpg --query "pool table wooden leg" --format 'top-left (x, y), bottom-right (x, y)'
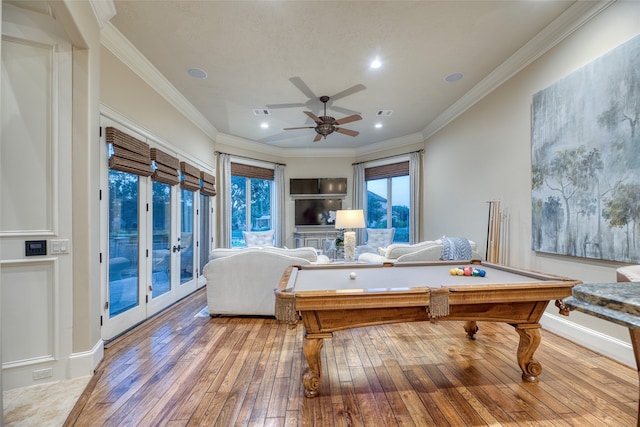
top-left (302, 335), bottom-right (328, 398)
top-left (514, 323), bottom-right (542, 382)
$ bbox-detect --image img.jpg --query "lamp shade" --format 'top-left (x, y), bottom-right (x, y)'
top-left (334, 209), bottom-right (365, 229)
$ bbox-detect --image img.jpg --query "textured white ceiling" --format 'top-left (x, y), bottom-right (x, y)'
top-left (109, 1), bottom-right (579, 152)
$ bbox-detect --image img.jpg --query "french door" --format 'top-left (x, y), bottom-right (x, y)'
top-left (101, 126), bottom-right (200, 340)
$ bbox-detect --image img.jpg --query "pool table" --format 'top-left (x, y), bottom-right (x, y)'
top-left (274, 260), bottom-right (581, 398)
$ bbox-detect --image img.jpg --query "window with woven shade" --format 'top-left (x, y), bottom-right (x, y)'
top-left (106, 127), bottom-right (153, 176)
top-left (364, 161), bottom-right (409, 181)
top-left (231, 163), bottom-right (274, 180)
top-left (200, 171), bottom-right (216, 196)
top-left (150, 148), bottom-right (180, 185)
top-left (364, 160), bottom-right (410, 243)
top-left (180, 161), bottom-right (201, 191)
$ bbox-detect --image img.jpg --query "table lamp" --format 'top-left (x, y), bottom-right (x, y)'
top-left (335, 209), bottom-right (365, 262)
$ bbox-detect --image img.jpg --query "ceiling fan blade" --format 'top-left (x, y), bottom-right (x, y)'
top-left (304, 111), bottom-right (322, 124)
top-left (284, 126), bottom-right (315, 130)
top-left (289, 77), bottom-right (317, 99)
top-left (334, 114), bottom-right (362, 125)
top-left (335, 127), bottom-right (359, 137)
top-left (313, 134), bottom-right (323, 143)
top-left (266, 102), bottom-right (305, 110)
top-left (330, 84), bottom-right (366, 101)
top-left (329, 105), bottom-right (361, 116)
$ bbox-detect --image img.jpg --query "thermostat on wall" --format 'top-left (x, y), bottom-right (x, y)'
top-left (25, 240), bottom-right (47, 256)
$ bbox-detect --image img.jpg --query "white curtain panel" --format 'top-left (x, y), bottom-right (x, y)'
top-left (353, 162), bottom-right (366, 245)
top-left (409, 151), bottom-right (421, 244)
top-left (273, 164), bottom-right (285, 247)
top-left (216, 153), bottom-right (232, 248)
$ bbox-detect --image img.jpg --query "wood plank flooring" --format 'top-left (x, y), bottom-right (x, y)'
top-left (65, 288), bottom-right (638, 426)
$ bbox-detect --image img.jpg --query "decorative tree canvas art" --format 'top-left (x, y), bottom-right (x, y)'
top-left (532, 34), bottom-right (640, 263)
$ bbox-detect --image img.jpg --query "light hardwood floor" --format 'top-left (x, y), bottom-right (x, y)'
top-left (64, 287), bottom-right (638, 426)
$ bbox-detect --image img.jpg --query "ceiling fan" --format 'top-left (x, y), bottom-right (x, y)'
top-left (268, 77), bottom-right (365, 116)
top-left (284, 96), bottom-right (362, 142)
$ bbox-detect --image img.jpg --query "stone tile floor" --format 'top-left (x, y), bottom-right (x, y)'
top-left (3, 376), bottom-right (89, 426)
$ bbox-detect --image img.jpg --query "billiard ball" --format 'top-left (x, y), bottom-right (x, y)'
top-left (349, 272), bottom-right (356, 280)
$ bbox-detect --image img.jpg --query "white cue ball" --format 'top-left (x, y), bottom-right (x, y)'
top-left (349, 272), bottom-right (356, 280)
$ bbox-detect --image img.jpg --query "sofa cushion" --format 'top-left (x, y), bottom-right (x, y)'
top-left (209, 247), bottom-right (255, 260)
top-left (383, 241), bottom-right (438, 259)
top-left (243, 230), bottom-right (275, 247)
top-left (263, 246), bottom-right (318, 262)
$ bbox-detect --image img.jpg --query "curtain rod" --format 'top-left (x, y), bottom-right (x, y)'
top-left (352, 149), bottom-right (424, 166)
top-left (215, 151), bottom-right (286, 167)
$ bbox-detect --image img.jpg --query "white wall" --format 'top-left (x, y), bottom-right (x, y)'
top-left (100, 47), bottom-right (215, 169)
top-left (423, 1), bottom-right (640, 366)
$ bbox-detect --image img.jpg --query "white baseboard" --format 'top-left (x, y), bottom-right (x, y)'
top-left (541, 312), bottom-right (635, 368)
top-left (69, 339), bottom-right (104, 377)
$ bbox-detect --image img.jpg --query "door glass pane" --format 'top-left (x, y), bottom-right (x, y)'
top-left (391, 175), bottom-right (410, 243)
top-left (180, 189), bottom-right (194, 284)
top-left (231, 175), bottom-right (247, 247)
top-left (152, 181), bottom-right (171, 298)
top-left (108, 170), bottom-right (139, 317)
top-left (199, 194), bottom-right (210, 274)
top-left (366, 178), bottom-right (387, 228)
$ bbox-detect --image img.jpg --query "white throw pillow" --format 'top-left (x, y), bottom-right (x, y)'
top-left (243, 230), bottom-right (275, 247)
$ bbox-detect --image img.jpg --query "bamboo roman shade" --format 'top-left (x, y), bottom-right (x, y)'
top-left (231, 163), bottom-right (274, 180)
top-left (106, 127), bottom-right (153, 176)
top-left (150, 148), bottom-right (180, 185)
top-left (200, 171), bottom-right (216, 196)
top-left (364, 161), bottom-right (409, 181)
top-left (180, 161), bottom-right (201, 191)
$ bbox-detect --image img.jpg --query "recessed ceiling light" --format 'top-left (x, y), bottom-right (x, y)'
top-left (260, 123), bottom-right (269, 129)
top-left (444, 72), bottom-right (463, 83)
top-left (370, 58), bottom-right (382, 69)
top-left (375, 123), bottom-right (383, 128)
top-left (187, 67), bottom-right (208, 79)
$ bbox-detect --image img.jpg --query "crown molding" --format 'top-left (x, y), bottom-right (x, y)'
top-left (100, 22), bottom-right (218, 140)
top-left (422, 0), bottom-right (616, 140)
top-left (354, 132), bottom-right (425, 157)
top-left (89, 0), bottom-right (116, 28)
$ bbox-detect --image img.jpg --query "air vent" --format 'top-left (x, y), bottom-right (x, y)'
top-left (376, 110), bottom-right (393, 116)
top-left (253, 108), bottom-right (271, 116)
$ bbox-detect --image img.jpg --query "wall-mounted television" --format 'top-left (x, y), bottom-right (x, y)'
top-left (294, 199), bottom-right (342, 227)
top-left (290, 178), bottom-right (347, 196)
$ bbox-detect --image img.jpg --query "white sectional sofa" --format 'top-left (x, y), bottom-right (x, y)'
top-left (203, 247), bottom-right (329, 316)
top-left (358, 238), bottom-right (481, 264)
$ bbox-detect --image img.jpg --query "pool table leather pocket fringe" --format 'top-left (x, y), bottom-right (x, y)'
top-left (429, 288), bottom-right (450, 319)
top-left (275, 293), bottom-right (298, 325)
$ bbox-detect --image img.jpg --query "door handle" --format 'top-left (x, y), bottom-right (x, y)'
top-left (172, 245), bottom-right (181, 253)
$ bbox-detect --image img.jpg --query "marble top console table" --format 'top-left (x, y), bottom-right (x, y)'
top-left (564, 282), bottom-right (640, 426)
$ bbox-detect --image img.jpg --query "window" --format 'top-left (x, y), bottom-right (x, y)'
top-left (365, 161), bottom-right (410, 243)
top-left (230, 163), bottom-right (274, 247)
